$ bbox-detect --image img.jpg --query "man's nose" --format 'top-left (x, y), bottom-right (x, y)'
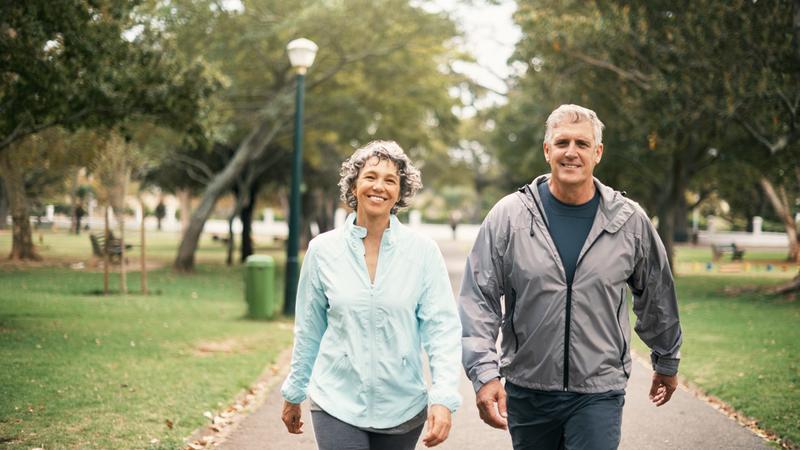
top-left (566, 141), bottom-right (579, 155)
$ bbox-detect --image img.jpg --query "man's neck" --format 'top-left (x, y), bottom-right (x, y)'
top-left (547, 179), bottom-right (596, 205)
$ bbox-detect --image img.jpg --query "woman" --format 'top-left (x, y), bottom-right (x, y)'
top-left (280, 140), bottom-right (462, 450)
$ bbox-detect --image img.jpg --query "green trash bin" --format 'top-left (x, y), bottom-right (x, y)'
top-left (244, 254), bottom-right (275, 319)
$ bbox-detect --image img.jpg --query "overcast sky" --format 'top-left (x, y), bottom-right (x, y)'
top-left (428, 0), bottom-right (520, 95)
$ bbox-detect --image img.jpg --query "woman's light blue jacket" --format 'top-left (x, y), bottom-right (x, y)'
top-left (281, 213), bottom-right (462, 429)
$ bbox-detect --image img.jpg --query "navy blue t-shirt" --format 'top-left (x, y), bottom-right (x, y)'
top-left (537, 181), bottom-right (600, 285)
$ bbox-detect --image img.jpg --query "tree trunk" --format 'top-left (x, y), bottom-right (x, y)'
top-left (767, 273), bottom-right (800, 295)
top-left (673, 195), bottom-right (690, 243)
top-left (104, 206), bottom-right (110, 295)
top-left (225, 211), bottom-right (235, 266)
top-left (177, 189), bottom-right (192, 235)
top-left (759, 177), bottom-right (800, 262)
top-left (173, 114), bottom-right (286, 272)
top-left (118, 209), bottom-right (127, 294)
top-left (654, 156), bottom-right (690, 271)
top-left (240, 185), bottom-right (256, 263)
top-left (0, 175), bottom-right (8, 230)
top-left (0, 152), bottom-right (39, 260)
top-left (140, 197), bottom-right (148, 295)
top-left (68, 169), bottom-right (79, 234)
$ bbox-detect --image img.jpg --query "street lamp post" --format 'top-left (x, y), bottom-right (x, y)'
top-left (284, 38), bottom-right (318, 316)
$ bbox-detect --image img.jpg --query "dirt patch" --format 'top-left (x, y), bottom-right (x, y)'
top-left (193, 338), bottom-right (249, 357)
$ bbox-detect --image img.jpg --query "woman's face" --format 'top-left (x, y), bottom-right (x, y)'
top-left (353, 156), bottom-right (400, 221)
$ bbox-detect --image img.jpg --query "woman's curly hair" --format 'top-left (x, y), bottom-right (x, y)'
top-left (338, 140), bottom-right (422, 215)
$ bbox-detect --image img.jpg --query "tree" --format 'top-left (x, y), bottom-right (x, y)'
top-left (0, 0), bottom-right (214, 260)
top-left (155, 0), bottom-right (468, 271)
top-left (0, 128), bottom-right (101, 259)
top-left (497, 0), bottom-right (795, 267)
top-left (0, 177), bottom-right (7, 229)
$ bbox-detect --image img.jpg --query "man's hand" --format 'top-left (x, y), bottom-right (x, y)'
top-left (281, 400), bottom-right (304, 434)
top-left (422, 404), bottom-right (452, 447)
top-left (649, 373), bottom-right (678, 406)
top-left (475, 378), bottom-right (508, 429)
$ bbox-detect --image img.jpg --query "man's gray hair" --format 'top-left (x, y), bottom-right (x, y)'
top-left (338, 140), bottom-right (422, 215)
top-left (544, 104), bottom-right (605, 145)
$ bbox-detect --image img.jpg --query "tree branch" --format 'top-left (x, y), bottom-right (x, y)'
top-left (564, 50), bottom-right (653, 90)
top-left (167, 153), bottom-right (215, 183)
top-left (0, 108), bottom-right (92, 153)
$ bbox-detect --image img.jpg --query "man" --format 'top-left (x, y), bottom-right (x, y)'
top-left (459, 104), bottom-right (682, 449)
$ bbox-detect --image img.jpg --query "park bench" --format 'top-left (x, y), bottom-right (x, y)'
top-left (89, 232), bottom-right (131, 263)
top-left (711, 243), bottom-right (745, 261)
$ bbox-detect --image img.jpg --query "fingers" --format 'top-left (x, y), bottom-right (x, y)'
top-left (281, 401), bottom-right (304, 434)
top-left (497, 386), bottom-right (508, 419)
top-left (648, 377), bottom-right (660, 400)
top-left (476, 380), bottom-right (508, 430)
top-left (649, 373), bottom-right (678, 407)
top-left (422, 405), bottom-right (451, 447)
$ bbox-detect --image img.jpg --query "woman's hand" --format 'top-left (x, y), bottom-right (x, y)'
top-left (281, 400), bottom-right (304, 434)
top-left (422, 404), bottom-right (452, 447)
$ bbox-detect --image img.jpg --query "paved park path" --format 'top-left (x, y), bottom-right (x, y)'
top-left (219, 239), bottom-right (770, 450)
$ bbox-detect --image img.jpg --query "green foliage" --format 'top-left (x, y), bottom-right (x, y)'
top-left (139, 0), bottom-right (468, 197)
top-left (0, 0), bottom-right (216, 152)
top-left (492, 0), bottom-right (800, 260)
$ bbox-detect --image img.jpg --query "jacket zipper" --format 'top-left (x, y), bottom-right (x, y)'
top-left (524, 184), bottom-right (571, 390)
top-left (616, 288), bottom-right (630, 379)
top-left (563, 283), bottom-right (572, 390)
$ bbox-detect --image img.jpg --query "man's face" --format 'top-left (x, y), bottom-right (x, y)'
top-left (543, 120), bottom-right (603, 189)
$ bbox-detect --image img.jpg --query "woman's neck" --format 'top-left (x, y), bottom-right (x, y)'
top-left (355, 211), bottom-right (391, 242)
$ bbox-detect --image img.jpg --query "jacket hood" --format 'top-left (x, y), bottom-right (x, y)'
top-left (518, 174), bottom-right (636, 234)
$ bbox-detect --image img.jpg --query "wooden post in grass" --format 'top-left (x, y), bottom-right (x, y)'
top-left (140, 197), bottom-right (148, 295)
top-left (104, 206), bottom-right (110, 295)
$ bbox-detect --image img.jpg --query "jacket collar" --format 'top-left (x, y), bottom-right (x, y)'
top-left (344, 212), bottom-right (399, 247)
top-left (522, 174), bottom-right (634, 234)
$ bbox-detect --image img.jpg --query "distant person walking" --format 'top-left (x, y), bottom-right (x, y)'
top-left (281, 140), bottom-right (462, 450)
top-left (459, 104), bottom-right (683, 449)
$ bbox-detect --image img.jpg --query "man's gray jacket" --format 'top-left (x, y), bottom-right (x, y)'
top-left (459, 175), bottom-right (682, 393)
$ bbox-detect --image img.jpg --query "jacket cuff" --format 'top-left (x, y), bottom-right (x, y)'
top-left (651, 353), bottom-right (679, 376)
top-left (471, 368), bottom-right (501, 393)
top-left (280, 378), bottom-right (307, 404)
top-left (429, 390), bottom-right (462, 413)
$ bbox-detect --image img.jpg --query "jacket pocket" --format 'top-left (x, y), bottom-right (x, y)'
top-left (501, 288), bottom-right (520, 353)
top-left (400, 354), bottom-right (427, 394)
top-left (616, 288), bottom-right (630, 379)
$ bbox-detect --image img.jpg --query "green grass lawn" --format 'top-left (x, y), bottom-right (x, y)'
top-left (1, 230), bottom-right (799, 447)
top-left (631, 273), bottom-right (800, 446)
top-left (0, 229), bottom-right (292, 449)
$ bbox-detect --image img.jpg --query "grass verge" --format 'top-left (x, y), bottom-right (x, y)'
top-left (0, 229), bottom-right (292, 449)
top-left (631, 274), bottom-right (799, 447)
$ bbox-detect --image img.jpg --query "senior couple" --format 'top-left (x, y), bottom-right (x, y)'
top-left (280, 104), bottom-right (683, 450)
